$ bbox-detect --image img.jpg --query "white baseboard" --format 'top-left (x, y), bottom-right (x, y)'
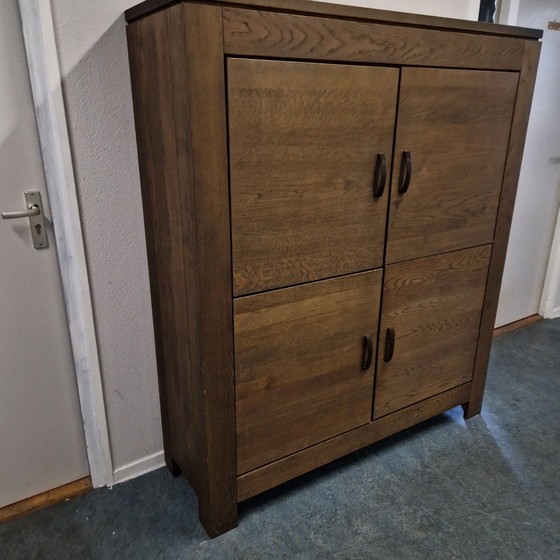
top-left (550, 307), bottom-right (560, 320)
top-left (112, 450), bottom-right (166, 484)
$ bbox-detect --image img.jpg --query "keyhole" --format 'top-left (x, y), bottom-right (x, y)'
top-left (35, 224), bottom-right (42, 235)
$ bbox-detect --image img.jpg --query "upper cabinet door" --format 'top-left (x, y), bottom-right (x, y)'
top-left (228, 59), bottom-right (399, 296)
top-left (386, 68), bottom-right (519, 264)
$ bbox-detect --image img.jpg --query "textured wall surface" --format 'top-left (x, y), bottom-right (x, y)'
top-left (47, 0), bottom-right (480, 480)
top-left (496, 0), bottom-right (560, 326)
top-left (50, 0), bottom-right (162, 475)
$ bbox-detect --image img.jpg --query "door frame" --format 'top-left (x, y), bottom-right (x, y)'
top-left (498, 0), bottom-right (560, 320)
top-left (17, 0), bottom-right (114, 487)
top-left (497, 0), bottom-right (520, 25)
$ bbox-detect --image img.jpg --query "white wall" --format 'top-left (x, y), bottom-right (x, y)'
top-left (311, 0), bottom-right (479, 19)
top-left (50, 0), bottom-right (163, 481)
top-left (46, 0), bottom-right (495, 482)
top-left (541, 214), bottom-right (560, 318)
top-left (495, 0), bottom-right (560, 326)
top-left (497, 0), bottom-right (520, 25)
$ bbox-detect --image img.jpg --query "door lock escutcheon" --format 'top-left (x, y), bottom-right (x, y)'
top-left (2, 191), bottom-right (49, 249)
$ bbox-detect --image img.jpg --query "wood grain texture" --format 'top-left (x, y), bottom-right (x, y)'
top-left (0, 478), bottom-right (91, 524)
top-left (466, 41), bottom-right (542, 419)
top-left (127, 3), bottom-right (237, 537)
top-left (238, 383), bottom-right (471, 501)
top-left (125, 0), bottom-right (543, 40)
top-left (386, 68), bottom-right (519, 264)
top-left (179, 3), bottom-right (237, 536)
top-left (374, 246), bottom-right (491, 419)
top-left (127, 8), bottom-right (192, 487)
top-left (235, 271), bottom-right (382, 474)
top-left (228, 59), bottom-right (398, 295)
top-left (223, 8), bottom-right (525, 70)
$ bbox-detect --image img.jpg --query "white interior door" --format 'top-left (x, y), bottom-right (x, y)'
top-left (0, 0), bottom-right (88, 508)
top-left (496, 0), bottom-right (560, 326)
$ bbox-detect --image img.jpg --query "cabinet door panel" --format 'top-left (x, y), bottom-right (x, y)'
top-left (374, 246), bottom-right (491, 419)
top-left (235, 271), bottom-right (382, 474)
top-left (386, 68), bottom-right (518, 264)
top-left (228, 59), bottom-right (399, 296)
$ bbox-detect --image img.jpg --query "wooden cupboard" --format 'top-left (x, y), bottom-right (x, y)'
top-left (125, 0), bottom-right (541, 537)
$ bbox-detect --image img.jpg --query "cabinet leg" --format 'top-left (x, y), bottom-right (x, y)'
top-left (462, 400), bottom-right (482, 419)
top-left (167, 456), bottom-right (182, 478)
top-left (198, 495), bottom-right (238, 538)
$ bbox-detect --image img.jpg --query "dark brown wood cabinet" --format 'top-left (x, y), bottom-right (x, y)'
top-left (125, 0), bottom-right (541, 537)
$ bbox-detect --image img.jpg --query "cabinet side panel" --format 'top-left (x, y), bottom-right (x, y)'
top-left (127, 3), bottom-right (237, 536)
top-left (182, 3), bottom-right (237, 536)
top-left (466, 40), bottom-right (541, 417)
top-left (127, 11), bottom-right (198, 483)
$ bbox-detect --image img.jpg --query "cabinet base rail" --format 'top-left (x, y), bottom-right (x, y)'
top-left (237, 383), bottom-right (471, 501)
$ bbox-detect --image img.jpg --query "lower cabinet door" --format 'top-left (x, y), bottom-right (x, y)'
top-left (234, 270), bottom-right (382, 474)
top-left (373, 246), bottom-right (492, 419)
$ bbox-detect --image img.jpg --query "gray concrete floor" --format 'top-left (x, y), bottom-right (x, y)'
top-left (1, 318), bottom-right (559, 559)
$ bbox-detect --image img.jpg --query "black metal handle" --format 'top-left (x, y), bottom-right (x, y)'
top-left (398, 151), bottom-right (412, 194)
top-left (373, 153), bottom-right (387, 198)
top-left (384, 328), bottom-right (395, 362)
top-left (361, 336), bottom-right (373, 371)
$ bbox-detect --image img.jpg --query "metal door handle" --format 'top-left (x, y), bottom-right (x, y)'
top-left (1, 205), bottom-right (40, 219)
top-left (361, 336), bottom-right (373, 370)
top-left (384, 328), bottom-right (395, 362)
top-left (1, 191), bottom-right (49, 249)
top-left (373, 153), bottom-right (387, 198)
top-left (398, 151), bottom-right (412, 194)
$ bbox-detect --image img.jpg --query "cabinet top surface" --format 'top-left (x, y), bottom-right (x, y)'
top-left (125, 0), bottom-right (542, 39)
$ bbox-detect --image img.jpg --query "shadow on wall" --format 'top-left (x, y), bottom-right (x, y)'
top-left (57, 13), bottom-right (163, 475)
